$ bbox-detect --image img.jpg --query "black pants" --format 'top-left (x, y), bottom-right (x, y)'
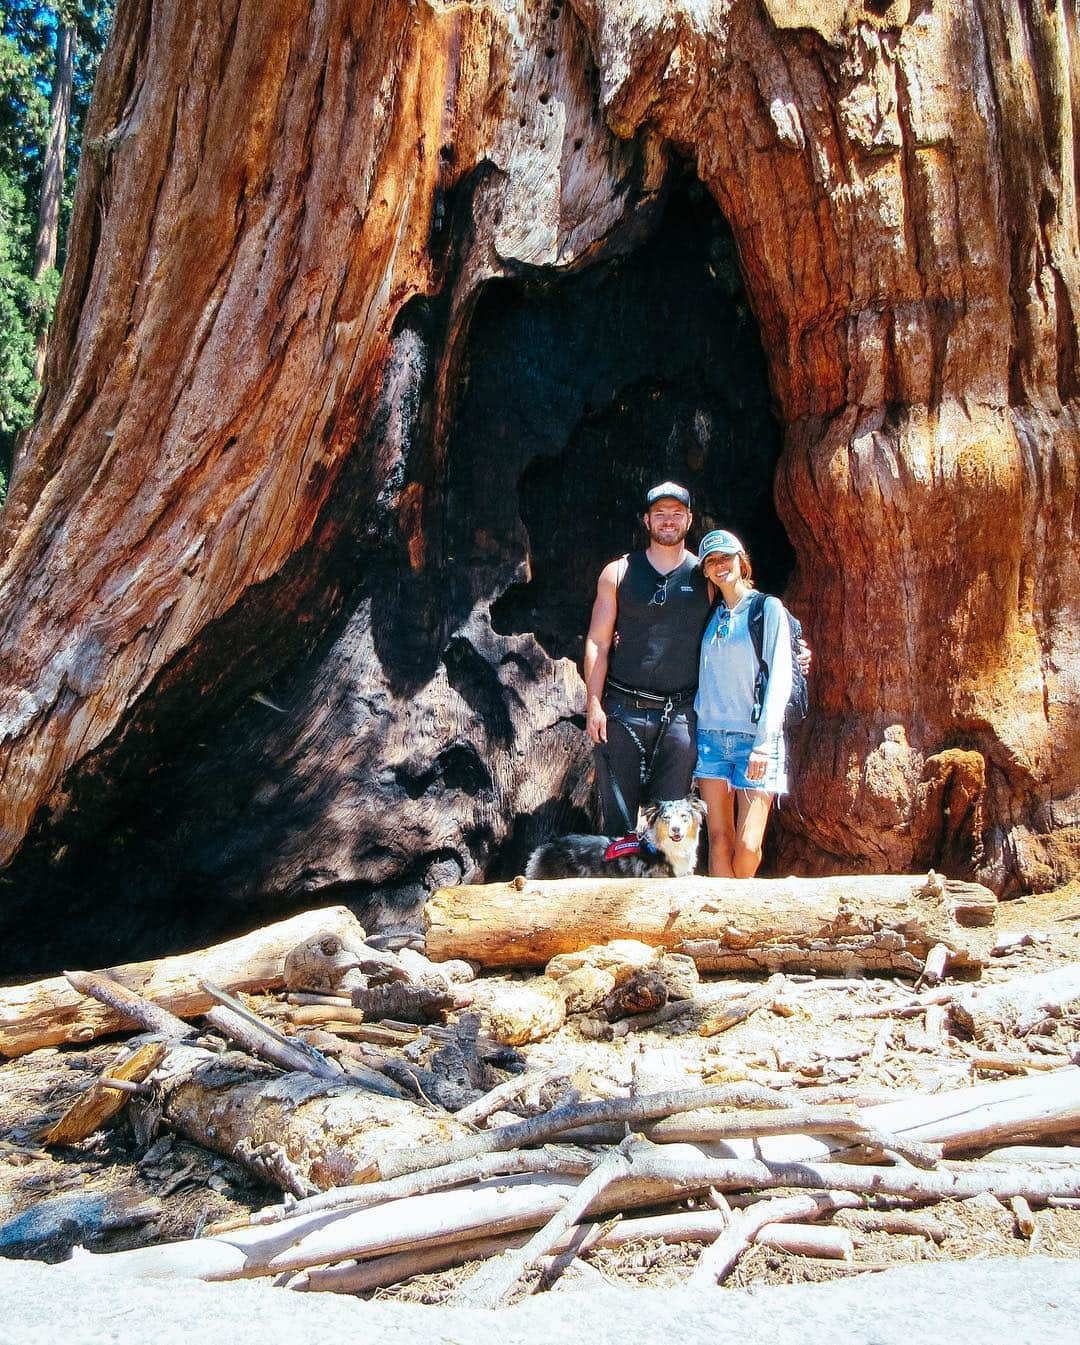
top-left (595, 694), bottom-right (697, 836)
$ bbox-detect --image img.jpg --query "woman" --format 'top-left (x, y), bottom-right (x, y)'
top-left (694, 528), bottom-right (793, 878)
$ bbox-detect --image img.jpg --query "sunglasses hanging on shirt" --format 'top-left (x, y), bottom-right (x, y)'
top-left (712, 606), bottom-right (733, 641)
top-left (648, 576), bottom-right (670, 607)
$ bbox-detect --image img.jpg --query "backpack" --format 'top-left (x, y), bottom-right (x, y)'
top-left (746, 591), bottom-right (809, 730)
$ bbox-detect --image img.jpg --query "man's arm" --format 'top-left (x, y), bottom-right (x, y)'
top-left (583, 560), bottom-right (620, 745)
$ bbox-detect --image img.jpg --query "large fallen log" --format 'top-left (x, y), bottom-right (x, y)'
top-left (0, 906), bottom-right (368, 1057)
top-left (424, 874), bottom-right (995, 974)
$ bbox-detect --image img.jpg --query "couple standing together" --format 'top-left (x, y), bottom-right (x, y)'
top-left (584, 481), bottom-right (805, 879)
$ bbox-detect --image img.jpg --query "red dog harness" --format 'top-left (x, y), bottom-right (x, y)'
top-left (603, 834), bottom-right (660, 864)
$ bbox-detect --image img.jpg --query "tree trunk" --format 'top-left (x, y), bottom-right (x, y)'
top-left (30, 23), bottom-right (76, 383)
top-left (423, 873), bottom-right (995, 973)
top-left (0, 2), bottom-right (1075, 975)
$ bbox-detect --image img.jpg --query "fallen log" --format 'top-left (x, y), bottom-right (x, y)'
top-left (160, 1059), bottom-right (473, 1193)
top-left (950, 964), bottom-right (1080, 1043)
top-left (424, 874), bottom-right (995, 973)
top-left (0, 906), bottom-right (369, 1057)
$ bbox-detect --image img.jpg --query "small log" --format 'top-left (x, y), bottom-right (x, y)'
top-left (44, 1041), bottom-right (168, 1146)
top-left (297, 1208), bottom-right (741, 1293)
top-left (287, 1004), bottom-right (368, 1026)
top-left (198, 980), bottom-right (343, 1079)
top-left (64, 968), bottom-right (343, 1082)
top-left (950, 965), bottom-right (1080, 1043)
top-left (0, 906), bottom-right (368, 1057)
top-left (350, 981), bottom-right (459, 1023)
top-left (754, 1223), bottom-right (854, 1259)
top-left (841, 1209), bottom-right (948, 1242)
top-left (454, 1065), bottom-right (571, 1128)
top-left (630, 1066), bottom-right (1080, 1161)
top-left (425, 874), bottom-right (994, 973)
top-left (968, 1050), bottom-right (1063, 1074)
top-left (160, 1060), bottom-right (474, 1193)
top-left (579, 999), bottom-right (692, 1040)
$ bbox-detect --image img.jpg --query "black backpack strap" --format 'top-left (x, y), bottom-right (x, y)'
top-left (747, 590), bottom-right (769, 725)
top-left (747, 590), bottom-right (768, 665)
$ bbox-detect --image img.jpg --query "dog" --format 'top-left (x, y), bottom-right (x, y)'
top-left (525, 797), bottom-right (706, 879)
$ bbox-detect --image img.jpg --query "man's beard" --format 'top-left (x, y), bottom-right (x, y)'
top-left (648, 518), bottom-right (690, 545)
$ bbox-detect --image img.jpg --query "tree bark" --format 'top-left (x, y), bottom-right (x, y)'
top-left (30, 24), bottom-right (76, 383)
top-left (0, 2), bottom-right (1075, 973)
top-left (424, 873), bottom-right (995, 972)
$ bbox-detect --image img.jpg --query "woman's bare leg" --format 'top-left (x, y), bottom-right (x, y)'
top-left (697, 777), bottom-right (737, 877)
top-left (732, 788), bottom-right (774, 878)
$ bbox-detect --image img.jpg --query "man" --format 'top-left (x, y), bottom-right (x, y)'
top-left (584, 482), bottom-right (711, 835)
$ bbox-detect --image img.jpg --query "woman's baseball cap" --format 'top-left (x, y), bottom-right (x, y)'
top-left (698, 529), bottom-right (745, 560)
top-left (645, 481), bottom-right (691, 508)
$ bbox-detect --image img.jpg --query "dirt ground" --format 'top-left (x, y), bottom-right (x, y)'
top-left (1, 882), bottom-right (1078, 1298)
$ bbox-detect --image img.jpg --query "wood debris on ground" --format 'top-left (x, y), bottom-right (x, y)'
top-left (0, 879), bottom-right (1078, 1300)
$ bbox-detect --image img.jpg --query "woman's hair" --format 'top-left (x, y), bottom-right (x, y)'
top-left (736, 550), bottom-right (755, 587)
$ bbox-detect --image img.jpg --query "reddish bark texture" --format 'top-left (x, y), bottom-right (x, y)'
top-left (0, 0), bottom-right (1076, 972)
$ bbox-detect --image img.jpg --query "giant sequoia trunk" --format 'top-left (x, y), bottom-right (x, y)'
top-left (0, 1), bottom-right (1076, 975)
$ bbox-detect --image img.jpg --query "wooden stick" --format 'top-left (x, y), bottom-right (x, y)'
top-left (755, 1223), bottom-right (854, 1259)
top-left (198, 980), bottom-right (342, 1080)
top-left (454, 1065), bottom-right (571, 1128)
top-left (690, 1192), bottom-right (860, 1286)
top-left (0, 906), bottom-right (369, 1057)
top-left (1009, 1195), bottom-right (1036, 1237)
top-left (287, 1005), bottom-right (368, 1027)
top-left (363, 1084), bottom-right (794, 1182)
top-left (451, 1138), bottom-right (640, 1308)
top-left (968, 1050), bottom-right (1063, 1075)
top-left (62, 970), bottom-right (193, 1039)
top-left (699, 975), bottom-right (786, 1037)
top-left (559, 1102), bottom-right (941, 1169)
top-left (229, 1146), bottom-right (597, 1229)
top-left (43, 1041), bottom-right (168, 1145)
top-left (842, 1209), bottom-right (947, 1242)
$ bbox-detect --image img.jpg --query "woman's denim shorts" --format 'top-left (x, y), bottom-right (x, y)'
top-left (694, 729), bottom-right (787, 795)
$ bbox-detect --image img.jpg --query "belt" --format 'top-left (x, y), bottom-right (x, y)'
top-left (605, 678), bottom-right (696, 711)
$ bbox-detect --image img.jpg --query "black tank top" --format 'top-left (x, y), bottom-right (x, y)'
top-left (607, 552), bottom-right (711, 694)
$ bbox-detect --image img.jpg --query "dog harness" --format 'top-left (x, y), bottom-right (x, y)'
top-left (603, 834), bottom-right (661, 864)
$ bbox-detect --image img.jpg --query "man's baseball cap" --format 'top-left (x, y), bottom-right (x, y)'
top-left (645, 481), bottom-right (691, 509)
top-left (698, 528), bottom-right (745, 560)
